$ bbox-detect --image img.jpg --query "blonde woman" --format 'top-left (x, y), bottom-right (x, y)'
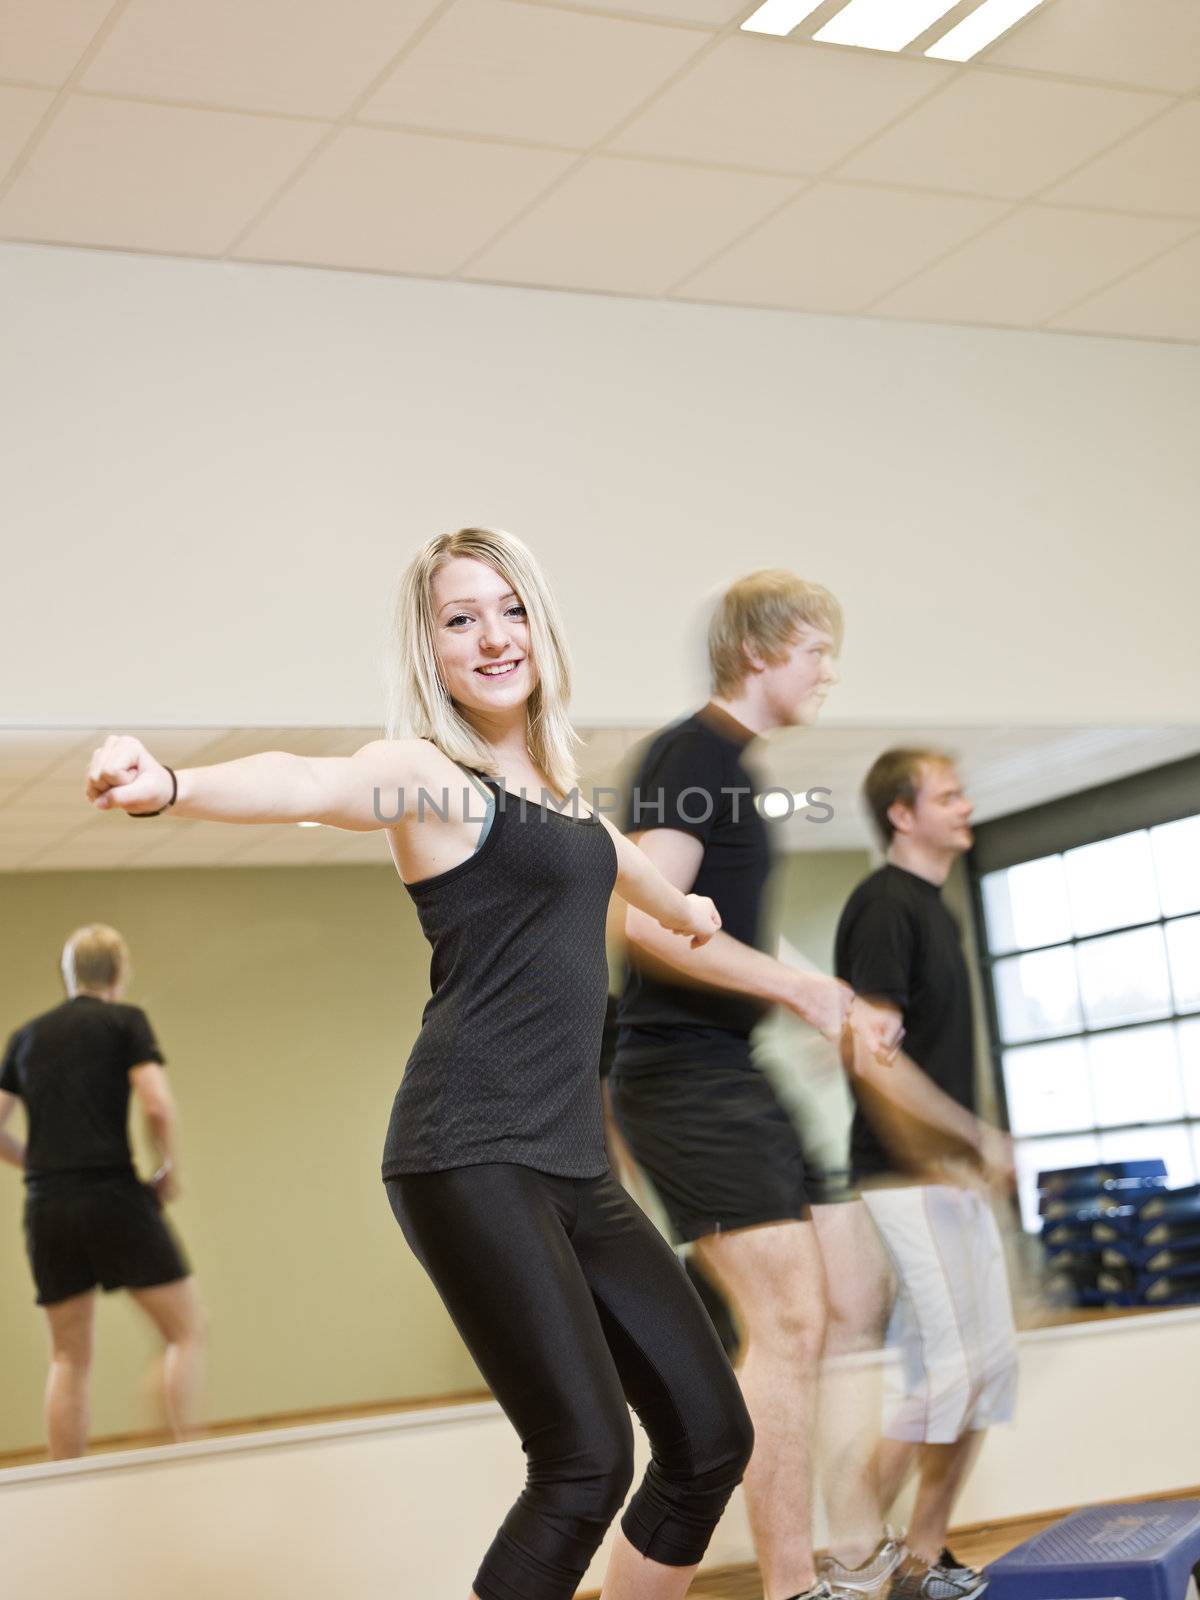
top-left (85, 528), bottom-right (753, 1600)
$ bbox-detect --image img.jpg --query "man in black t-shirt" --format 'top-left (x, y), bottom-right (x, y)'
top-left (822, 750), bottom-right (1017, 1597)
top-left (611, 570), bottom-right (902, 1600)
top-left (0, 924), bottom-right (205, 1458)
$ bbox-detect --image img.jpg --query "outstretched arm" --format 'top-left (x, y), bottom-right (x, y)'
top-left (0, 1091), bottom-right (25, 1171)
top-left (86, 736), bottom-right (435, 831)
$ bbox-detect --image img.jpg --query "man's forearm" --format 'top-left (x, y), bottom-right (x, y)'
top-left (626, 912), bottom-right (811, 1010)
top-left (144, 1110), bottom-right (179, 1176)
top-left (0, 1131), bottom-right (26, 1169)
top-left (853, 1041), bottom-right (980, 1153)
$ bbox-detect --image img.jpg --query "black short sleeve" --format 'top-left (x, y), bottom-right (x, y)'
top-left (0, 1031), bottom-right (21, 1095)
top-left (122, 1007), bottom-right (165, 1071)
top-left (628, 731), bottom-right (725, 846)
top-left (838, 897), bottom-right (914, 1009)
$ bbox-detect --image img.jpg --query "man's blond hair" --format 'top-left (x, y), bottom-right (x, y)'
top-left (61, 925), bottom-right (130, 995)
top-left (708, 570), bottom-right (844, 697)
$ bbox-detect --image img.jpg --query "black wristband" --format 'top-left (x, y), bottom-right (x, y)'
top-left (130, 766), bottom-right (178, 818)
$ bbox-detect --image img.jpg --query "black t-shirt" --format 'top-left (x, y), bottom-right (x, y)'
top-left (617, 704), bottom-right (772, 1058)
top-left (0, 995), bottom-right (165, 1183)
top-left (835, 864), bottom-right (976, 1183)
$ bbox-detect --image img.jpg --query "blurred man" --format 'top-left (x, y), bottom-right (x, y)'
top-left (823, 751), bottom-right (1017, 1596)
top-left (0, 925), bottom-right (205, 1457)
top-left (611, 570), bottom-right (900, 1600)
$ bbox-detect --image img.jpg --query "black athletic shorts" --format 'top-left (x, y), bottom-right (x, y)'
top-left (611, 1046), bottom-right (837, 1243)
top-left (23, 1171), bottom-right (190, 1307)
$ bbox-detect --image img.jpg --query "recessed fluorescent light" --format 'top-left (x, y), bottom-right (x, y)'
top-left (815, 0), bottom-right (959, 51)
top-left (925, 0), bottom-right (1048, 60)
top-left (740, 0), bottom-right (825, 37)
top-left (297, 820), bottom-right (323, 828)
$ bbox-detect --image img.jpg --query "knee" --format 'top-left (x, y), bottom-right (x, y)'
top-left (51, 1348), bottom-right (92, 1377)
top-left (530, 1411), bottom-right (636, 1526)
top-left (752, 1295), bottom-right (826, 1367)
top-left (706, 1393), bottom-right (755, 1487)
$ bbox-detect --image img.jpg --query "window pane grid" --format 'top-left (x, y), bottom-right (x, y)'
top-left (976, 813), bottom-right (1200, 1233)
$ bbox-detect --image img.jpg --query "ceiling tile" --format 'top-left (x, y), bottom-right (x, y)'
top-left (362, 0), bottom-right (709, 148)
top-left (1047, 101), bottom-right (1200, 218)
top-left (548, 0), bottom-right (751, 25)
top-left (986, 0), bottom-right (1200, 94)
top-left (872, 204), bottom-right (1195, 327)
top-left (0, 0), bottom-right (115, 87)
top-left (466, 155), bottom-right (796, 293)
top-left (81, 0), bottom-right (442, 118)
top-left (839, 72), bottom-right (1168, 200)
top-left (609, 37), bottom-right (949, 175)
top-left (1051, 232), bottom-right (1200, 342)
top-left (235, 125), bottom-right (572, 274)
top-left (677, 181), bottom-right (1005, 311)
top-left (0, 96), bottom-right (326, 253)
top-left (0, 87), bottom-right (55, 176)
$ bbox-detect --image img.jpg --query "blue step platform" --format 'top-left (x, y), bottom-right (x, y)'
top-left (987, 1502), bottom-right (1200, 1600)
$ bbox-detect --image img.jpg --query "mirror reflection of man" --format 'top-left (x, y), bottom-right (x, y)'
top-left (824, 751), bottom-right (1018, 1597)
top-left (0, 925), bottom-right (205, 1458)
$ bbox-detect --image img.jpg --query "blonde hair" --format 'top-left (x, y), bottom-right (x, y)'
top-left (864, 747), bottom-right (957, 844)
top-left (708, 570), bottom-right (844, 696)
top-left (387, 527), bottom-right (580, 797)
top-left (61, 924), bottom-right (130, 995)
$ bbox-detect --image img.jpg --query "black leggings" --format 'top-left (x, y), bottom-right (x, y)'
top-left (387, 1163), bottom-right (753, 1600)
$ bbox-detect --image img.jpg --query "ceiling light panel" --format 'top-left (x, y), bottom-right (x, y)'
top-left (740, 0), bottom-right (825, 36)
top-left (926, 0), bottom-right (1048, 61)
top-left (815, 0), bottom-right (959, 52)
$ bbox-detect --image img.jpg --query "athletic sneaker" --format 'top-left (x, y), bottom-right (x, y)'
top-left (820, 1530), bottom-right (906, 1597)
top-left (936, 1549), bottom-right (986, 1590)
top-left (785, 1581), bottom-right (836, 1600)
top-left (888, 1552), bottom-right (988, 1600)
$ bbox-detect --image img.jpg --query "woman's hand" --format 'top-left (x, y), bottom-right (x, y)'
top-left (672, 893), bottom-right (721, 949)
top-left (87, 736), bottom-right (173, 816)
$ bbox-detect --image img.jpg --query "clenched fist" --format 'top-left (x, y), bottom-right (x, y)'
top-left (86, 735), bottom-right (173, 817)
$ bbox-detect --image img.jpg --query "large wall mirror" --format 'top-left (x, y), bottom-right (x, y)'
top-left (2, 723), bottom-right (1197, 1469)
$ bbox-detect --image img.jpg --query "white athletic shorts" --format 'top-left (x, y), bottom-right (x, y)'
top-left (862, 1183), bottom-right (1018, 1445)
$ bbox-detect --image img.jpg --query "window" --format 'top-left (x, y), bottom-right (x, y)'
top-left (978, 815), bottom-right (1200, 1231)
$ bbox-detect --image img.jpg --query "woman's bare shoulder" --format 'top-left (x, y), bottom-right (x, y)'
top-left (351, 738), bottom-right (480, 796)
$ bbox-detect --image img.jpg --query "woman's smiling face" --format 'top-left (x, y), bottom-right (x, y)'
top-left (431, 556), bottom-right (537, 718)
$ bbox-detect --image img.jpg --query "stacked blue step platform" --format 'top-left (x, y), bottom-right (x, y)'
top-left (1038, 1162), bottom-right (1200, 1308)
top-left (987, 1501), bottom-right (1200, 1600)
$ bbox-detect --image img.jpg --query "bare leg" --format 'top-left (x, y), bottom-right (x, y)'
top-left (129, 1276), bottom-right (207, 1440)
top-left (696, 1221), bottom-right (827, 1600)
top-left (812, 1201), bottom-right (895, 1567)
top-left (905, 1434), bottom-right (984, 1564)
top-left (43, 1291), bottom-right (97, 1459)
top-left (601, 1530), bottom-right (700, 1599)
top-left (875, 1435), bottom-right (918, 1519)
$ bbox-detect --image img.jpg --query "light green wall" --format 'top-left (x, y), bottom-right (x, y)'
top-left (0, 864), bottom-right (482, 1456)
top-left (756, 849), bottom-right (875, 1175)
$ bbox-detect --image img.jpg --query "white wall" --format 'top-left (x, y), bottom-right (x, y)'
top-left (2, 1311), bottom-right (1197, 1598)
top-left (3, 242), bottom-right (1198, 730)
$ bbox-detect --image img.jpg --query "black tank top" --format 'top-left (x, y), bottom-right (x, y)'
top-left (382, 779), bottom-right (618, 1179)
